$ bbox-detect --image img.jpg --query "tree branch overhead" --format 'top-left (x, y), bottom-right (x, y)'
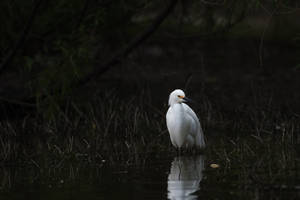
top-left (77, 0), bottom-right (179, 86)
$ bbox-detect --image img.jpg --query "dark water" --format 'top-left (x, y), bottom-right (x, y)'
top-left (0, 156), bottom-right (205, 200)
top-left (1, 151), bottom-right (300, 200)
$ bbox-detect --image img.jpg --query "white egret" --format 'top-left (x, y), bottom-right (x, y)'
top-left (166, 89), bottom-right (205, 150)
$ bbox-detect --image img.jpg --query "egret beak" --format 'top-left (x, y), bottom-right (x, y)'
top-left (183, 97), bottom-right (192, 102)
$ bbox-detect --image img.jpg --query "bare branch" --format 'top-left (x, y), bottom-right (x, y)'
top-left (0, 96), bottom-right (35, 107)
top-left (75, 0), bottom-right (90, 30)
top-left (76, 0), bottom-right (179, 86)
top-left (0, 0), bottom-right (43, 76)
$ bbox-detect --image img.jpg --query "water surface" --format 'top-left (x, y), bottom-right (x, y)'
top-left (1, 146), bottom-right (300, 200)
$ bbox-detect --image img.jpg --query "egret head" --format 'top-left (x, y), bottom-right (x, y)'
top-left (168, 89), bottom-right (188, 106)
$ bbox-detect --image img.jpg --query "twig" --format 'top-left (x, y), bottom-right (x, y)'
top-left (76, 0), bottom-right (179, 86)
top-left (0, 96), bottom-right (35, 107)
top-left (164, 1), bottom-right (247, 40)
top-left (75, 0), bottom-right (90, 30)
top-left (184, 73), bottom-right (193, 91)
top-left (200, 0), bottom-right (225, 6)
top-left (0, 0), bottom-right (43, 76)
top-left (258, 2), bottom-right (277, 67)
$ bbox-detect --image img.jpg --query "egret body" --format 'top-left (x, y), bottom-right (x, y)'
top-left (166, 89), bottom-right (205, 149)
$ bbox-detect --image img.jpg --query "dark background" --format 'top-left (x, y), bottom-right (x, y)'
top-left (0, 0), bottom-right (299, 115)
top-left (0, 1), bottom-right (300, 195)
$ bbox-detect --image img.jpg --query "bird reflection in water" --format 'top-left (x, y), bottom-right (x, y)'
top-left (168, 156), bottom-right (204, 200)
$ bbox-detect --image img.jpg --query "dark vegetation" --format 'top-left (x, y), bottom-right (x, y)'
top-left (0, 0), bottom-right (300, 193)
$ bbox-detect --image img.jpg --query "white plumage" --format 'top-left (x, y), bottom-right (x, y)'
top-left (166, 89), bottom-right (205, 149)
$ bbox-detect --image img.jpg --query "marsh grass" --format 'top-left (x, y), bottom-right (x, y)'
top-left (202, 111), bottom-right (299, 199)
top-left (0, 88), bottom-right (299, 192)
top-left (201, 133), bottom-right (300, 199)
top-left (0, 92), bottom-right (171, 166)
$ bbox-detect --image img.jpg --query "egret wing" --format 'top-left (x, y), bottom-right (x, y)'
top-left (182, 103), bottom-right (200, 135)
top-left (183, 103), bottom-right (205, 148)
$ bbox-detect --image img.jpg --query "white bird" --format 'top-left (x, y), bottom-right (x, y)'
top-left (166, 89), bottom-right (205, 150)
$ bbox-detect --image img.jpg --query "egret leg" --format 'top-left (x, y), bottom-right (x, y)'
top-left (177, 148), bottom-right (181, 157)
